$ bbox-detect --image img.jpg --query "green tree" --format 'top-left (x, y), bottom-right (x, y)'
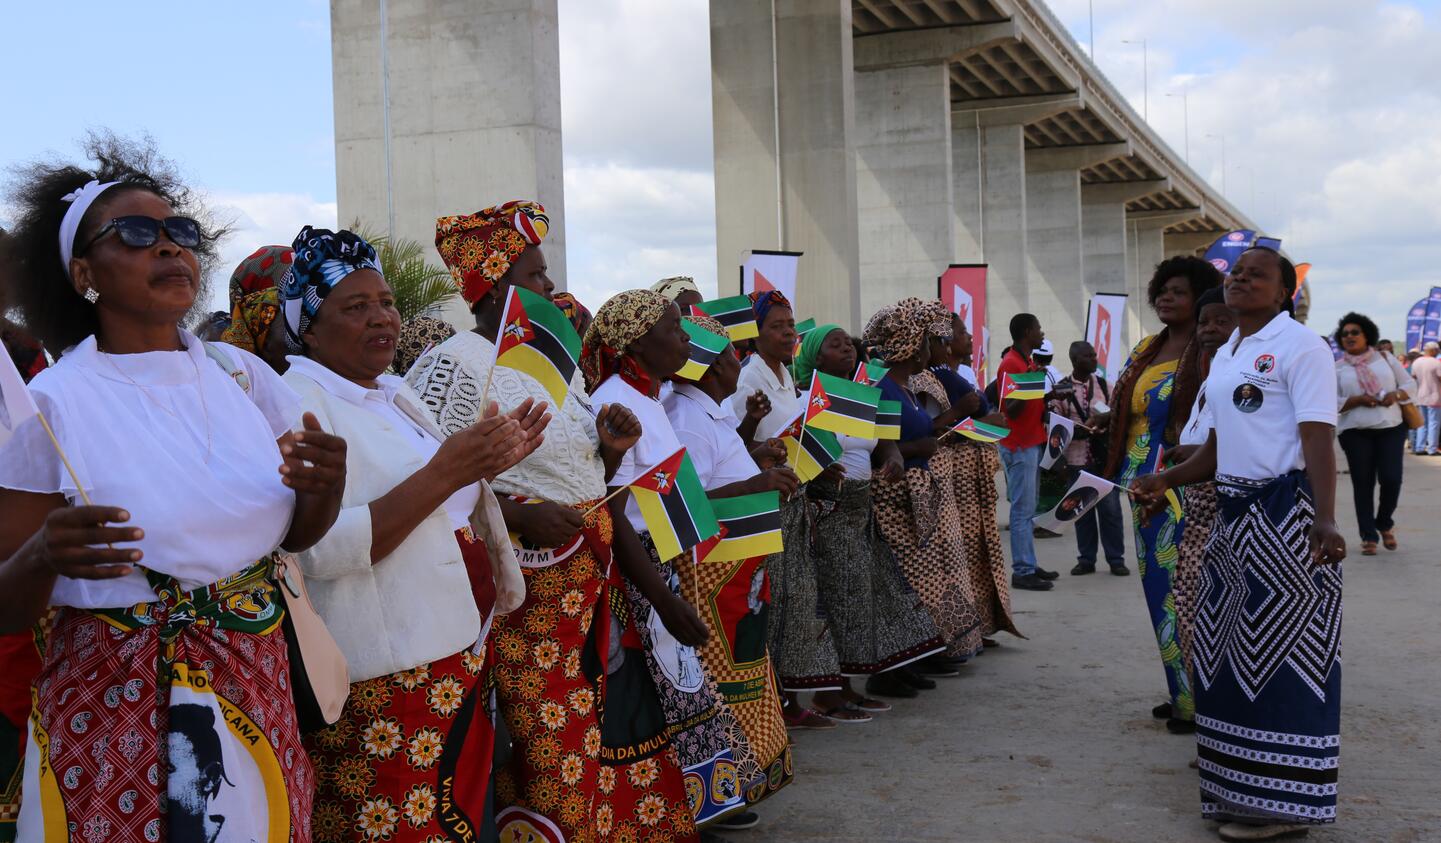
top-left (351, 222), bottom-right (457, 321)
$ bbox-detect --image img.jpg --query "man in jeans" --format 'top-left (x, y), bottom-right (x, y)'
top-left (996, 313), bottom-right (1063, 591)
top-left (1411, 341), bottom-right (1441, 455)
top-left (1048, 341), bottom-right (1130, 576)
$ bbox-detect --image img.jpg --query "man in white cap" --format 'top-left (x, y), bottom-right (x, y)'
top-left (1033, 339), bottom-right (1066, 393)
top-left (1411, 341), bottom-right (1441, 455)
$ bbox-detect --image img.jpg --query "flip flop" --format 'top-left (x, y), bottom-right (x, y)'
top-left (847, 696), bottom-right (892, 713)
top-left (819, 704), bottom-right (872, 724)
top-left (783, 707), bottom-right (837, 730)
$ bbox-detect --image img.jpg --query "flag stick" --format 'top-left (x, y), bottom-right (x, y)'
top-left (36, 411), bottom-right (95, 507)
top-left (582, 485), bottom-right (628, 519)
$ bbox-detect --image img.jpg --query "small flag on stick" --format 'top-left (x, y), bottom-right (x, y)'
top-left (676, 318), bottom-right (732, 381)
top-left (874, 400), bottom-right (902, 440)
top-left (853, 360), bottom-right (889, 386)
top-left (627, 448), bottom-right (721, 562)
top-left (697, 491), bottom-right (784, 562)
top-left (777, 413), bottom-right (843, 482)
top-left (696, 295), bottom-right (759, 342)
top-left (999, 371), bottom-right (1047, 401)
top-left (802, 371), bottom-right (881, 439)
top-left (947, 418), bottom-right (1010, 443)
top-left (492, 286), bottom-right (582, 407)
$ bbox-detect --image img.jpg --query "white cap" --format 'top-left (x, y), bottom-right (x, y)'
top-left (1035, 339), bottom-right (1054, 356)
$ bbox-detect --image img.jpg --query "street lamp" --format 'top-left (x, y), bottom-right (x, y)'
top-left (1206, 133), bottom-right (1227, 195)
top-left (1121, 38), bottom-right (1148, 121)
top-left (1165, 89), bottom-right (1189, 163)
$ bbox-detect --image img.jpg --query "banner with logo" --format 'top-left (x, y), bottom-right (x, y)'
top-left (740, 250), bottom-right (801, 309)
top-left (1425, 287), bottom-right (1441, 347)
top-left (1084, 293), bottom-right (1128, 383)
top-left (1405, 296), bottom-right (1427, 352)
top-left (1203, 230), bottom-right (1257, 274)
top-left (1292, 262), bottom-right (1310, 309)
top-left (938, 264), bottom-right (988, 385)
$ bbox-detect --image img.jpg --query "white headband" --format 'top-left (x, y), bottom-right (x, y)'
top-left (57, 180), bottom-right (120, 279)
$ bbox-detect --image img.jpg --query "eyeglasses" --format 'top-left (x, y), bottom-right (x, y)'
top-left (78, 215), bottom-right (203, 255)
top-left (1339, 329), bottom-right (1364, 338)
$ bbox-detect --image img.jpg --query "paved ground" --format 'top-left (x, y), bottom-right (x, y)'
top-left (743, 450), bottom-right (1440, 843)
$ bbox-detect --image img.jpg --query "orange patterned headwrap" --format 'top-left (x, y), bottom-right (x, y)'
top-left (435, 200), bottom-right (550, 305)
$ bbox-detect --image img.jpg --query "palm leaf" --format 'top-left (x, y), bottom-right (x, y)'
top-left (350, 221), bottom-right (458, 321)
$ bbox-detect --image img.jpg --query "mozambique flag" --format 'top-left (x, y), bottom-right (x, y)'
top-left (493, 285), bottom-right (582, 407)
top-left (697, 491), bottom-right (784, 563)
top-left (791, 318), bottom-right (818, 358)
top-left (696, 295), bottom-right (759, 341)
top-left (999, 370), bottom-right (1047, 401)
top-left (950, 417), bottom-right (1010, 443)
top-left (628, 448), bottom-right (720, 562)
top-left (803, 371), bottom-right (880, 438)
top-left (676, 318), bottom-right (731, 381)
top-left (777, 413), bottom-right (843, 482)
top-left (874, 399), bottom-right (901, 440)
top-left (853, 360), bottom-right (889, 386)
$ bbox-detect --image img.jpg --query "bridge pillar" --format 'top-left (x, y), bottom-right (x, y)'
top-left (331, 0), bottom-right (564, 325)
top-left (1126, 219), bottom-right (1169, 339)
top-left (710, 0), bottom-right (860, 329)
top-left (952, 119), bottom-right (1027, 369)
top-left (854, 62), bottom-right (954, 319)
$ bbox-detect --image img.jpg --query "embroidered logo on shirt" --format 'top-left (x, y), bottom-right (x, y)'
top-left (1254, 354), bottom-right (1276, 374)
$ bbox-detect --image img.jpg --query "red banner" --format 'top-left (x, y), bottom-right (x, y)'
top-left (939, 265), bottom-right (988, 385)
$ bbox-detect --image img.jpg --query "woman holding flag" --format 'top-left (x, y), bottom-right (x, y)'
top-left (407, 204), bottom-right (698, 840)
top-left (1104, 255), bottom-right (1220, 735)
top-left (0, 140), bottom-right (348, 841)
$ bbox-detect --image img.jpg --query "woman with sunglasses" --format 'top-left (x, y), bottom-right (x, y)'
top-left (0, 137), bottom-right (347, 841)
top-left (1333, 311), bottom-right (1415, 555)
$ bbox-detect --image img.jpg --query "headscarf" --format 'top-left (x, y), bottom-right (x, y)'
top-left (220, 287), bottom-right (280, 356)
top-left (652, 276), bottom-right (699, 301)
top-left (747, 289), bottom-right (792, 328)
top-left (435, 201), bottom-right (549, 306)
top-left (792, 323), bottom-right (843, 386)
top-left (279, 226), bottom-right (382, 352)
top-left (686, 312), bottom-right (727, 338)
top-left (919, 300), bottom-right (953, 341)
top-left (227, 245), bottom-right (294, 309)
top-left (551, 291), bottom-right (591, 335)
top-left (865, 297), bottom-right (929, 364)
top-left (393, 315), bottom-right (456, 376)
top-left (580, 289), bottom-right (670, 396)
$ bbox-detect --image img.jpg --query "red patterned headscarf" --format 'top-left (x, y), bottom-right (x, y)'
top-left (551, 291), bottom-right (591, 335)
top-left (580, 290), bottom-right (670, 396)
top-left (435, 201), bottom-right (550, 306)
top-left (226, 245), bottom-right (294, 310)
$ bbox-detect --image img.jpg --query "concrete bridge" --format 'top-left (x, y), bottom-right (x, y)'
top-left (331, 0), bottom-right (1262, 356)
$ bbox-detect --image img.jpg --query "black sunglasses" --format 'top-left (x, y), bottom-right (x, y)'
top-left (1339, 329), bottom-right (1364, 337)
top-left (78, 215), bottom-right (203, 255)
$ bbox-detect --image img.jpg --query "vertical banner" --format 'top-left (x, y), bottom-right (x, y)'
top-left (938, 264), bottom-right (988, 385)
top-left (740, 250), bottom-right (801, 308)
top-left (1203, 229), bottom-right (1257, 274)
top-left (1425, 286), bottom-right (1441, 346)
top-left (1085, 293), bottom-right (1129, 383)
top-left (1405, 296), bottom-right (1427, 352)
top-left (1292, 262), bottom-right (1311, 308)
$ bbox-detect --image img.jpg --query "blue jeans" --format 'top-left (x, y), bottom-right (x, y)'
top-left (1075, 485), bottom-right (1126, 567)
top-left (1000, 444), bottom-right (1042, 575)
top-left (1422, 407), bottom-right (1441, 454)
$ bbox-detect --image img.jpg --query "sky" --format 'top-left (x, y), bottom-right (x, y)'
top-left (3, 0), bottom-right (1439, 344)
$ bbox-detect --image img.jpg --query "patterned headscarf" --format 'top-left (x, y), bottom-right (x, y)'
top-left (865, 297), bottom-right (929, 364)
top-left (686, 313), bottom-right (727, 338)
top-left (748, 289), bottom-right (792, 327)
top-left (227, 245), bottom-right (294, 310)
top-left (435, 201), bottom-right (549, 306)
top-left (393, 315), bottom-right (456, 376)
top-left (551, 291), bottom-right (591, 335)
top-left (220, 287), bottom-right (280, 357)
top-left (279, 227), bottom-right (382, 352)
top-left (580, 289), bottom-right (671, 395)
top-left (919, 300), bottom-right (954, 342)
top-left (792, 323), bottom-right (844, 387)
top-left (652, 276), bottom-right (699, 301)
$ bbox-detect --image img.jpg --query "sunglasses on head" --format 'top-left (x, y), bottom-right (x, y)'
top-left (79, 215), bottom-right (203, 255)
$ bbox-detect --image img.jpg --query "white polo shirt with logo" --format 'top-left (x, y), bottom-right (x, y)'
top-left (1200, 311), bottom-right (1337, 481)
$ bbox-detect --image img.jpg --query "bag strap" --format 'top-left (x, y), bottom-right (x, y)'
top-left (200, 340), bottom-right (252, 395)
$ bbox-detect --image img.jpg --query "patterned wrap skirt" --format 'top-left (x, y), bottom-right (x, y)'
top-left (763, 495), bottom-right (844, 690)
top-left (1128, 485), bottom-right (1192, 720)
top-left (1174, 481), bottom-right (1217, 684)
top-left (872, 465), bottom-right (984, 659)
top-left (808, 478), bottom-right (944, 674)
top-left (674, 550), bottom-right (792, 808)
top-left (623, 532), bottom-right (744, 830)
top-left (1194, 471), bottom-right (1342, 826)
top-left (18, 560), bottom-right (313, 843)
top-left (948, 443), bottom-right (1021, 638)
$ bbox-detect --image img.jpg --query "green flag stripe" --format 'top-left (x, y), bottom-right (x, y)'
top-left (514, 287), bottom-right (581, 358)
top-left (1007, 371), bottom-right (1048, 384)
top-left (520, 314), bottom-right (581, 382)
top-left (817, 371), bottom-right (881, 405)
top-left (682, 319), bottom-right (731, 353)
top-left (802, 428), bottom-right (841, 466)
top-left (709, 492), bottom-right (780, 519)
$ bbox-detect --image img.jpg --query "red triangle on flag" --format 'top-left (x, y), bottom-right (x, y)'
top-left (804, 373), bottom-right (831, 423)
top-left (695, 524), bottom-right (730, 563)
top-left (495, 288), bottom-right (535, 356)
top-left (753, 267), bottom-right (775, 293)
top-left (631, 448), bottom-right (686, 495)
top-left (777, 412), bottom-right (805, 440)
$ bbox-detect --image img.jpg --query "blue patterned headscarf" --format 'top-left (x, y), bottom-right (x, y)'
top-left (747, 289), bottom-right (792, 328)
top-left (280, 226), bottom-right (382, 351)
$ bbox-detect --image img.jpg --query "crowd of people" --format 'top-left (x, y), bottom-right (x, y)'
top-left (0, 137), bottom-right (1364, 842)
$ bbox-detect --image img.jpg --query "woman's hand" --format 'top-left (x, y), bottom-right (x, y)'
top-left (1378, 391), bottom-right (1400, 407)
top-left (656, 594), bottom-right (709, 647)
top-left (875, 453), bottom-right (904, 483)
top-left (746, 466), bottom-right (800, 499)
top-left (1168, 444), bottom-right (1199, 465)
top-left (816, 462), bottom-right (846, 487)
top-left (507, 398), bottom-right (552, 465)
top-left (750, 438), bottom-right (787, 469)
top-left (1342, 394), bottom-right (1379, 411)
top-left (1309, 518), bottom-right (1346, 567)
top-left (280, 413), bottom-right (348, 494)
top-left (1128, 473), bottom-right (1170, 519)
top-left (513, 501), bottom-right (585, 548)
top-left (1088, 410), bottom-right (1112, 432)
top-left (31, 506), bottom-right (142, 580)
top-left (745, 390), bottom-right (772, 422)
top-left (430, 402), bottom-right (524, 488)
top-left (596, 404), bottom-right (641, 456)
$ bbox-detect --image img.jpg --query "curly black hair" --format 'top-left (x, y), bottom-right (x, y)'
top-left (2, 131), bottom-right (229, 354)
top-left (1147, 255), bottom-right (1222, 308)
top-left (1335, 312), bottom-right (1380, 348)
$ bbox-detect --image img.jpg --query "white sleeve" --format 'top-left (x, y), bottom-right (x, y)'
top-left (233, 347), bottom-right (302, 438)
top-left (1289, 338), bottom-right (1339, 426)
top-left (727, 365), bottom-right (762, 425)
top-left (670, 410), bottom-right (718, 486)
top-left (1387, 352), bottom-right (1418, 396)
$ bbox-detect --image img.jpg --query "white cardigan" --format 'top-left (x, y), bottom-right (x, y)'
top-left (284, 365), bottom-right (524, 683)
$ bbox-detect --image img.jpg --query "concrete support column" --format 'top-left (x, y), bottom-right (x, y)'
top-left (331, 0), bottom-right (564, 325)
top-left (952, 119), bottom-right (1027, 368)
top-left (1127, 220), bottom-right (1167, 339)
top-left (1024, 159), bottom-right (1084, 346)
top-left (710, 0), bottom-right (861, 329)
top-left (854, 63), bottom-right (953, 320)
top-left (1081, 193), bottom-right (1128, 299)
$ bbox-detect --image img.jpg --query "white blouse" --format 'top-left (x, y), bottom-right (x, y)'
top-left (1334, 351), bottom-right (1416, 433)
top-left (0, 332), bottom-right (298, 607)
top-left (663, 384), bottom-right (760, 489)
top-left (592, 375), bottom-right (681, 534)
top-left (728, 355), bottom-right (801, 441)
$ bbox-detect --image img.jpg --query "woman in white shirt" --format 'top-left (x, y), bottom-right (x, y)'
top-left (1333, 311), bottom-right (1416, 555)
top-left (278, 226), bottom-right (541, 841)
top-left (0, 148), bottom-right (346, 842)
top-left (1134, 247), bottom-right (1345, 842)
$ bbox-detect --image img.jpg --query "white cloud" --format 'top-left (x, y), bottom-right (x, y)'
top-left (204, 192), bottom-right (337, 311)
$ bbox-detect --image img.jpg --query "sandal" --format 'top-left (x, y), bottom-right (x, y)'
top-left (846, 695), bottom-right (892, 713)
top-left (819, 703), bottom-right (872, 724)
top-left (782, 707), bottom-right (836, 730)
top-left (1381, 530), bottom-right (1397, 550)
top-left (1361, 541), bottom-right (1378, 556)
